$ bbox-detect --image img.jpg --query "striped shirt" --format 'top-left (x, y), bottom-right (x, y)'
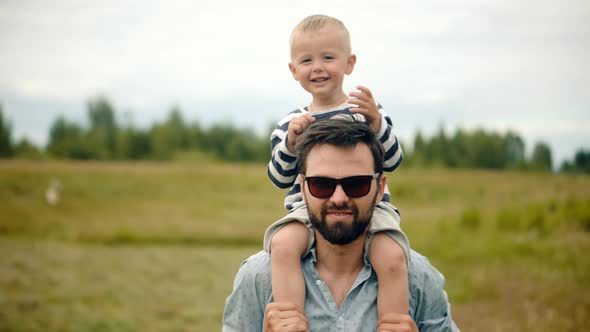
top-left (267, 103), bottom-right (403, 211)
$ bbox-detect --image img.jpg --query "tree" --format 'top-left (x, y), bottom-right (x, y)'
top-left (562, 149), bottom-right (590, 174)
top-left (47, 115), bottom-right (94, 159)
top-left (150, 107), bottom-right (189, 160)
top-left (202, 124), bottom-right (267, 162)
top-left (472, 130), bottom-right (505, 169)
top-left (573, 149), bottom-right (590, 174)
top-left (47, 115), bottom-right (71, 157)
top-left (186, 120), bottom-right (205, 150)
top-left (425, 124), bottom-right (448, 166)
top-left (14, 138), bottom-right (42, 159)
top-left (86, 96), bottom-right (117, 159)
top-left (504, 131), bottom-right (526, 169)
top-left (409, 130), bottom-right (426, 166)
top-left (116, 127), bottom-right (151, 160)
top-left (448, 129), bottom-right (468, 168)
top-left (530, 142), bottom-right (553, 172)
top-left (560, 160), bottom-right (574, 173)
top-left (0, 106), bottom-right (14, 157)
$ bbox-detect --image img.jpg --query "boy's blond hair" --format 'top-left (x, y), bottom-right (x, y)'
top-left (290, 14), bottom-right (352, 54)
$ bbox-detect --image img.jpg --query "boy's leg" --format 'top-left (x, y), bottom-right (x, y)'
top-left (368, 202), bottom-right (410, 317)
top-left (370, 232), bottom-right (409, 317)
top-left (264, 207), bottom-right (313, 310)
top-left (270, 222), bottom-right (309, 309)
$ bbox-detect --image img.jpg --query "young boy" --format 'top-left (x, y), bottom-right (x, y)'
top-left (265, 14), bottom-right (410, 319)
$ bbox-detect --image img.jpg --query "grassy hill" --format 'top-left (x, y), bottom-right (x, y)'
top-left (1, 160), bottom-right (589, 331)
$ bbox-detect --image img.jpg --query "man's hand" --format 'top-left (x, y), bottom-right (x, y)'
top-left (348, 85), bottom-right (382, 133)
top-left (377, 313), bottom-right (418, 332)
top-left (264, 302), bottom-right (309, 332)
top-left (287, 114), bottom-right (315, 152)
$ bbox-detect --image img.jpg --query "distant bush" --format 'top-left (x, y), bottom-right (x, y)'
top-left (563, 197), bottom-right (590, 231)
top-left (435, 217), bottom-right (452, 233)
top-left (523, 204), bottom-right (546, 233)
top-left (495, 204), bottom-right (547, 234)
top-left (390, 184), bottom-right (417, 199)
top-left (496, 198), bottom-right (590, 234)
top-left (14, 138), bottom-right (45, 160)
top-left (460, 208), bottom-right (481, 230)
top-left (496, 208), bottom-right (523, 231)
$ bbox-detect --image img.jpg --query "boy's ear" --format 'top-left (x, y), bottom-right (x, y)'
top-left (345, 54), bottom-right (357, 75)
top-left (288, 62), bottom-right (298, 80)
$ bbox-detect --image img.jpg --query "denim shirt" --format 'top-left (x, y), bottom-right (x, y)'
top-left (222, 249), bottom-right (460, 332)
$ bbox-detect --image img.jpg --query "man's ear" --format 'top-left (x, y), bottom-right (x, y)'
top-left (345, 54), bottom-right (357, 75)
top-left (299, 174), bottom-right (307, 203)
top-left (288, 62), bottom-right (298, 80)
top-left (375, 174), bottom-right (386, 206)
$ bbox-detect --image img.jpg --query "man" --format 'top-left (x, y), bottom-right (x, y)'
top-left (223, 119), bottom-right (459, 331)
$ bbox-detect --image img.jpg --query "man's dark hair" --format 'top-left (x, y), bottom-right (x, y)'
top-left (295, 118), bottom-right (385, 175)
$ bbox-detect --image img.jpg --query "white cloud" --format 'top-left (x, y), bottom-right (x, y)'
top-left (1, 0), bottom-right (588, 164)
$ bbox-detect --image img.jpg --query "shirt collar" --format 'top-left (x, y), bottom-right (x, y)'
top-left (302, 245), bottom-right (372, 268)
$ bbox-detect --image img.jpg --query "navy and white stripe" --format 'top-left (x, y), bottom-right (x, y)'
top-left (267, 104), bottom-right (403, 210)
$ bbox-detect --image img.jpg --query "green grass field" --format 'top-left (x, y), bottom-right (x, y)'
top-left (1, 160), bottom-right (589, 331)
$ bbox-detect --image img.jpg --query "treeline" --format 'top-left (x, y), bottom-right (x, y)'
top-left (407, 127), bottom-right (554, 172)
top-left (1, 97), bottom-right (589, 174)
top-left (0, 97), bottom-right (268, 162)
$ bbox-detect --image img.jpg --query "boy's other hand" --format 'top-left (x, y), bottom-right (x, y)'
top-left (377, 313), bottom-right (419, 332)
top-left (348, 85), bottom-right (382, 133)
top-left (264, 302), bottom-right (309, 332)
top-left (287, 114), bottom-right (315, 152)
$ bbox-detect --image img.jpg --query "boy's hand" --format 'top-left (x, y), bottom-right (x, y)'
top-left (264, 302), bottom-right (309, 332)
top-left (287, 114), bottom-right (315, 152)
top-left (377, 313), bottom-right (419, 332)
top-left (348, 85), bottom-right (382, 133)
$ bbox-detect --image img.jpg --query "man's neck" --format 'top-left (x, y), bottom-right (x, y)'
top-left (314, 231), bottom-right (367, 308)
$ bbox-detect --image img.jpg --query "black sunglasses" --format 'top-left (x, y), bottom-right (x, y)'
top-left (302, 174), bottom-right (380, 199)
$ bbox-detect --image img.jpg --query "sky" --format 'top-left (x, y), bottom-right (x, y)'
top-left (1, 0), bottom-right (588, 167)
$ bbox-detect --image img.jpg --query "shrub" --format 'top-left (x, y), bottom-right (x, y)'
top-left (460, 208), bottom-right (481, 230)
top-left (563, 198), bottom-right (590, 231)
top-left (496, 208), bottom-right (522, 231)
top-left (523, 204), bottom-right (546, 234)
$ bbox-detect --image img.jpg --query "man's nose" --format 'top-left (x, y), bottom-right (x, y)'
top-left (330, 184), bottom-right (349, 204)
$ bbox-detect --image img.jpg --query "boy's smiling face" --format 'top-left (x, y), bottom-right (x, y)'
top-left (289, 27), bottom-right (356, 105)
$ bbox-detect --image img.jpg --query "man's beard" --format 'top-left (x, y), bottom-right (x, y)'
top-left (309, 196), bottom-right (376, 245)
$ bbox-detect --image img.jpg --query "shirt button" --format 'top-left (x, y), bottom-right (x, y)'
top-left (316, 280), bottom-right (322, 286)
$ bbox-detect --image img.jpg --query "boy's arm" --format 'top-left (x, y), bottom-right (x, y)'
top-left (348, 86), bottom-right (402, 173)
top-left (267, 112), bottom-right (302, 189)
top-left (376, 106), bottom-right (403, 172)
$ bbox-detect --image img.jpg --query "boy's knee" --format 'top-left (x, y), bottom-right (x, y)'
top-left (369, 234), bottom-right (408, 272)
top-left (270, 222), bottom-right (309, 255)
